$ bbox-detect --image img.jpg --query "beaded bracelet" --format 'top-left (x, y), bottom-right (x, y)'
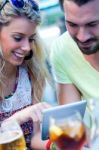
top-left (46, 140), bottom-right (56, 150)
top-left (50, 143), bottom-right (56, 150)
top-left (46, 140), bottom-right (52, 150)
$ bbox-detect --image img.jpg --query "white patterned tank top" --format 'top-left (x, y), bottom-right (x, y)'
top-left (0, 66), bottom-right (33, 148)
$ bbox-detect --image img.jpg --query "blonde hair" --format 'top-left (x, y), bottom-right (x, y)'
top-left (0, 1), bottom-right (49, 102)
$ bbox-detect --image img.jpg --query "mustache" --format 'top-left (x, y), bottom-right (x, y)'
top-left (74, 37), bottom-right (98, 44)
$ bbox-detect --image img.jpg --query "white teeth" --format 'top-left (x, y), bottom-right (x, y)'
top-left (14, 52), bottom-right (24, 58)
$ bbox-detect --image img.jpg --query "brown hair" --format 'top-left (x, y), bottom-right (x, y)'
top-left (59, 0), bottom-right (93, 10)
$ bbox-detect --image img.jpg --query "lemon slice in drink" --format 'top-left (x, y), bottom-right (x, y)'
top-left (49, 125), bottom-right (63, 141)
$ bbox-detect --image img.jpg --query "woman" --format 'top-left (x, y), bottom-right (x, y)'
top-left (0, 0), bottom-right (51, 149)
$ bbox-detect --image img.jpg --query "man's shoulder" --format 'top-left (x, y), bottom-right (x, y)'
top-left (51, 32), bottom-right (70, 59)
top-left (52, 31), bottom-right (73, 46)
top-left (51, 31), bottom-right (74, 51)
top-left (56, 31), bottom-right (70, 41)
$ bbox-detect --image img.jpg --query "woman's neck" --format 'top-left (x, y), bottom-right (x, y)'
top-left (3, 62), bottom-right (18, 78)
top-left (2, 63), bottom-right (19, 98)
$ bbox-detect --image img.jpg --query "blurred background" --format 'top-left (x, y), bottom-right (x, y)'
top-left (38, 0), bottom-right (66, 105)
top-left (38, 0), bottom-right (66, 48)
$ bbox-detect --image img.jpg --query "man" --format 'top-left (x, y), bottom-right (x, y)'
top-left (50, 0), bottom-right (99, 130)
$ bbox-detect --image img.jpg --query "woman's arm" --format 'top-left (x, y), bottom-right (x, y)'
top-left (8, 102), bottom-right (51, 124)
top-left (31, 124), bottom-right (48, 150)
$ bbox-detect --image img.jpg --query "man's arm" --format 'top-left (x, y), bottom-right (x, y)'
top-left (57, 83), bottom-right (81, 104)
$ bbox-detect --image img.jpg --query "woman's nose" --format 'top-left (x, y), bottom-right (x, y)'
top-left (21, 39), bottom-right (31, 52)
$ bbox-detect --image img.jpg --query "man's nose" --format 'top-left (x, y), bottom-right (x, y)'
top-left (76, 27), bottom-right (91, 42)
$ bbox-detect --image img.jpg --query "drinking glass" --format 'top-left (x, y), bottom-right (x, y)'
top-left (49, 112), bottom-right (86, 150)
top-left (0, 119), bottom-right (26, 150)
top-left (87, 98), bottom-right (99, 148)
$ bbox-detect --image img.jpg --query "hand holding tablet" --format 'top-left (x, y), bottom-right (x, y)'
top-left (41, 100), bottom-right (87, 140)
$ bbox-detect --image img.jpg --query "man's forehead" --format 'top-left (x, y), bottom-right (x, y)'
top-left (64, 0), bottom-right (99, 25)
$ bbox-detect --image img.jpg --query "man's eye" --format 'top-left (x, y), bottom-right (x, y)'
top-left (69, 23), bottom-right (77, 27)
top-left (88, 23), bottom-right (98, 27)
top-left (66, 21), bottom-right (77, 27)
top-left (13, 36), bottom-right (22, 42)
top-left (87, 21), bottom-right (99, 27)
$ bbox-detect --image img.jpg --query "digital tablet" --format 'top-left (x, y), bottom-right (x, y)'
top-left (41, 100), bottom-right (87, 140)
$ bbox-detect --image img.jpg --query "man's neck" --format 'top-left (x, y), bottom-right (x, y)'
top-left (84, 51), bottom-right (99, 71)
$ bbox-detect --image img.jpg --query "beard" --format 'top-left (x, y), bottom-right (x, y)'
top-left (73, 37), bottom-right (99, 55)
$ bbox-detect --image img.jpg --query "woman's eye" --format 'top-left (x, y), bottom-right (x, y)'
top-left (13, 36), bottom-right (22, 42)
top-left (29, 38), bottom-right (35, 43)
